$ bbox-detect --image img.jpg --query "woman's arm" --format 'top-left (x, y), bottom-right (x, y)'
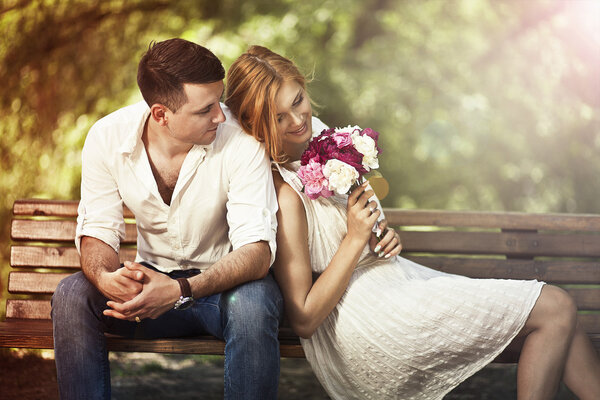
top-left (272, 172), bottom-right (379, 338)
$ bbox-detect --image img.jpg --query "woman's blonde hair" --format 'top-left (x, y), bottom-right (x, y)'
top-left (225, 45), bottom-right (307, 163)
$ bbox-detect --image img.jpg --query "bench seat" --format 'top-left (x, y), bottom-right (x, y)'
top-left (2, 199), bottom-right (599, 363)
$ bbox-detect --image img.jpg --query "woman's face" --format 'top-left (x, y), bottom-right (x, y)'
top-left (274, 79), bottom-right (312, 160)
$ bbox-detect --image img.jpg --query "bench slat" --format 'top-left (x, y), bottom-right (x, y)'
top-left (0, 320), bottom-right (305, 357)
top-left (386, 209), bottom-right (600, 231)
top-left (406, 257), bottom-right (600, 284)
top-left (10, 248), bottom-right (600, 284)
top-left (8, 272), bottom-right (71, 294)
top-left (11, 220), bottom-right (137, 243)
top-left (0, 318), bottom-right (596, 360)
top-left (10, 246), bottom-right (137, 268)
top-left (565, 289), bottom-right (600, 311)
top-left (8, 297), bottom-right (600, 321)
top-left (11, 220), bottom-right (600, 257)
top-left (399, 231), bottom-right (600, 257)
top-left (15, 271), bottom-right (600, 309)
top-left (13, 200), bottom-right (600, 231)
top-left (6, 299), bottom-right (51, 320)
top-left (13, 199), bottom-right (79, 217)
top-left (13, 199), bottom-right (134, 219)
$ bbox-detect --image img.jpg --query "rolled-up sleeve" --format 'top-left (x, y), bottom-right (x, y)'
top-left (226, 133), bottom-right (278, 266)
top-left (75, 125), bottom-right (125, 255)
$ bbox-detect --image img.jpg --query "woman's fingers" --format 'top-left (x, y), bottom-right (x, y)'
top-left (348, 181), bottom-right (370, 206)
top-left (382, 234), bottom-right (402, 258)
top-left (356, 189), bottom-right (375, 210)
top-left (367, 208), bottom-right (381, 223)
top-left (362, 199), bottom-right (378, 215)
top-left (378, 219), bottom-right (389, 233)
top-left (374, 228), bottom-right (402, 258)
top-left (373, 227), bottom-right (393, 254)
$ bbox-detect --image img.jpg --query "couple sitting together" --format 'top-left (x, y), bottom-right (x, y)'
top-left (51, 38), bottom-right (600, 400)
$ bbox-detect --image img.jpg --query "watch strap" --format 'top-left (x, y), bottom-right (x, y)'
top-left (176, 278), bottom-right (193, 299)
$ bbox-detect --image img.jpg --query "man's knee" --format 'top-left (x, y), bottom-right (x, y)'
top-left (221, 274), bottom-right (283, 335)
top-left (52, 272), bottom-right (102, 320)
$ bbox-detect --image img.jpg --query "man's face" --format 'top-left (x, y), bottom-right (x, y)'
top-left (165, 81), bottom-right (226, 146)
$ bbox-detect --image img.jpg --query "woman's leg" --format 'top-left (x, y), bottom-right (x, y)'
top-left (511, 285), bottom-right (577, 400)
top-left (561, 320), bottom-right (600, 400)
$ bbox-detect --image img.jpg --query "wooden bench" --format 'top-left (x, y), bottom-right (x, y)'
top-left (1, 199), bottom-right (599, 363)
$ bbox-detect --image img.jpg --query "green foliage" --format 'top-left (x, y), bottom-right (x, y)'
top-left (1, 0), bottom-right (599, 314)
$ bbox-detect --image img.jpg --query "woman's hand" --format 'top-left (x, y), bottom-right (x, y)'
top-left (346, 182), bottom-right (381, 244)
top-left (370, 219), bottom-right (402, 258)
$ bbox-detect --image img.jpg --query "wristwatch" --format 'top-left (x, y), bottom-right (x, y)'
top-left (173, 278), bottom-right (194, 310)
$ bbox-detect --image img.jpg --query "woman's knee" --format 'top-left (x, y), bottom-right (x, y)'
top-left (534, 285), bottom-right (577, 333)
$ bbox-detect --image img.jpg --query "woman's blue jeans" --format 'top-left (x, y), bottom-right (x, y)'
top-left (51, 267), bottom-right (283, 400)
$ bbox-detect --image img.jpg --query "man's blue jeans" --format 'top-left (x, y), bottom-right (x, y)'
top-left (51, 267), bottom-right (283, 400)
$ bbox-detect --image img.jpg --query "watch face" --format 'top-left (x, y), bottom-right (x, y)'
top-left (174, 296), bottom-right (194, 310)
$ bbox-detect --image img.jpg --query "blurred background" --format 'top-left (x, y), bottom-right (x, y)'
top-left (4, 0), bottom-right (599, 296)
top-left (0, 0), bottom-right (597, 397)
top-left (2, 0), bottom-right (600, 316)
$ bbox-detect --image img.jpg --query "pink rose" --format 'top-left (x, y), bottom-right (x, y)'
top-left (298, 158), bottom-right (334, 199)
top-left (332, 131), bottom-right (352, 148)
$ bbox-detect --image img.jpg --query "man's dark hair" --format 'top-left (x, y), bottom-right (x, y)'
top-left (137, 38), bottom-right (225, 112)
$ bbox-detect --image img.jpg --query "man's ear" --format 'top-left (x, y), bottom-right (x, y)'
top-left (150, 104), bottom-right (169, 126)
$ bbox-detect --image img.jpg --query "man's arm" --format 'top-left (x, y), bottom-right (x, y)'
top-left (189, 240), bottom-right (270, 297)
top-left (104, 241), bottom-right (270, 321)
top-left (80, 236), bottom-right (143, 303)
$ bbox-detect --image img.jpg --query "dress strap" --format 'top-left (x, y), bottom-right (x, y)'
top-left (274, 162), bottom-right (305, 194)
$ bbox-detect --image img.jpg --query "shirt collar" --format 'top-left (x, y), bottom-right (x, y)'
top-left (118, 101), bottom-right (151, 155)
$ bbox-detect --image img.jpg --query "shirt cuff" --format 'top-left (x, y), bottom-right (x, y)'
top-left (229, 207), bottom-right (277, 267)
top-left (75, 213), bottom-right (123, 255)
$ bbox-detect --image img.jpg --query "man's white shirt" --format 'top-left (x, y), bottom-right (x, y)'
top-left (76, 101), bottom-right (278, 273)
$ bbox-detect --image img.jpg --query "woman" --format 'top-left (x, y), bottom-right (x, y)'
top-left (225, 46), bottom-right (600, 400)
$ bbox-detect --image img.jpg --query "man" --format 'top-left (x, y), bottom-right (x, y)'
top-left (51, 38), bottom-right (283, 400)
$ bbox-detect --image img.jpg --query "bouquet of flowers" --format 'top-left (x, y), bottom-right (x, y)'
top-left (298, 125), bottom-right (382, 200)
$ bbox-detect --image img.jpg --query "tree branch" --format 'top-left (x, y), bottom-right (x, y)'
top-left (0, 0), bottom-right (33, 16)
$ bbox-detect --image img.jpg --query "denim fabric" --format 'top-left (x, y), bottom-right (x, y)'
top-left (51, 267), bottom-right (283, 400)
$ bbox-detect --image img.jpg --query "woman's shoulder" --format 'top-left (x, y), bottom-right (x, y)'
top-left (273, 169), bottom-right (304, 213)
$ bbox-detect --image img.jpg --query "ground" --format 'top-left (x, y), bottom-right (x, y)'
top-left (0, 349), bottom-right (577, 399)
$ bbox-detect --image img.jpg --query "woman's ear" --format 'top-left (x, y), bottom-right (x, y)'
top-left (150, 104), bottom-right (169, 126)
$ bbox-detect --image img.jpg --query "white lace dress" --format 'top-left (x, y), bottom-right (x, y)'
top-left (275, 162), bottom-right (544, 400)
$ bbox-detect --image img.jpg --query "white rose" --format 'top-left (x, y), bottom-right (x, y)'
top-left (351, 132), bottom-right (379, 170)
top-left (335, 125), bottom-right (362, 136)
top-left (323, 159), bottom-right (359, 194)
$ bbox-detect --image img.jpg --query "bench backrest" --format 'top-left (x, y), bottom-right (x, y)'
top-left (7, 199), bottom-right (600, 352)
